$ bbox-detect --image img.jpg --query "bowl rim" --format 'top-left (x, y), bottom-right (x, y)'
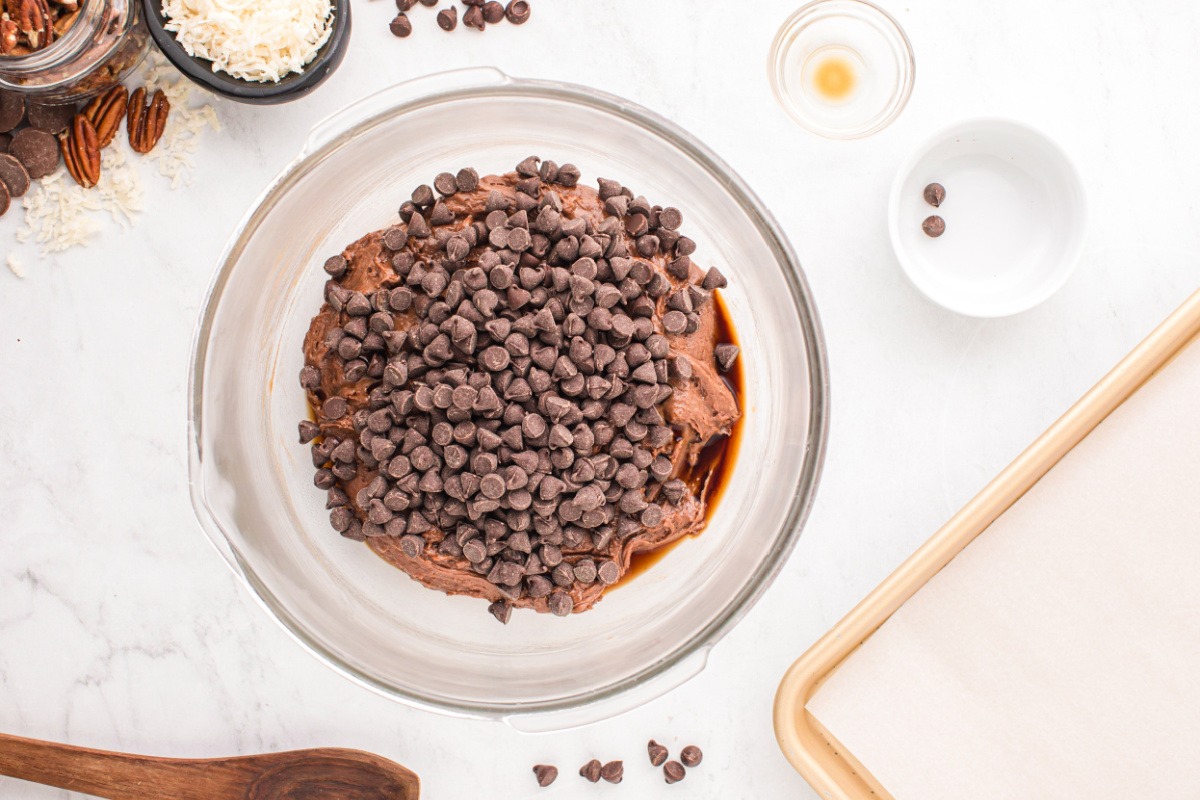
top-left (187, 70), bottom-right (831, 719)
top-left (887, 116), bottom-right (1089, 318)
top-left (142, 0), bottom-right (351, 104)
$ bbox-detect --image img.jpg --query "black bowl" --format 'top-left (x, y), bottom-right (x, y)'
top-left (142, 0), bottom-right (351, 105)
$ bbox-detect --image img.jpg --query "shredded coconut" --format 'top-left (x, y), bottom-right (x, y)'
top-left (6, 254), bottom-right (25, 278)
top-left (161, 0), bottom-right (335, 83)
top-left (17, 54), bottom-right (220, 255)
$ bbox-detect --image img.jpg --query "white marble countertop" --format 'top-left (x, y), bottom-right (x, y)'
top-left (2, 0), bottom-right (1197, 797)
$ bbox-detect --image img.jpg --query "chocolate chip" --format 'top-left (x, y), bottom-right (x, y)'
top-left (437, 6), bottom-right (458, 29)
top-left (663, 310), bottom-right (687, 335)
top-left (714, 343), bottom-right (739, 372)
top-left (298, 420), bottom-right (320, 443)
top-left (923, 182), bottom-right (945, 207)
top-left (412, 184), bottom-right (434, 207)
top-left (532, 765), bottom-right (557, 788)
top-left (505, 0), bottom-right (531, 24)
top-left (680, 745), bottom-right (703, 767)
top-left (600, 761), bottom-right (623, 784)
top-left (648, 740), bottom-right (668, 767)
top-left (482, 0), bottom-right (505, 22)
top-left (0, 91), bottom-right (25, 134)
top-left (464, 4), bottom-right (485, 29)
top-left (488, 600), bottom-right (512, 624)
top-left (664, 761), bottom-right (686, 784)
top-left (10, 129), bottom-right (58, 179)
top-left (597, 560), bottom-right (620, 585)
top-left (456, 167), bottom-right (479, 192)
top-left (922, 215), bottom-right (946, 237)
top-left (26, 102), bottom-right (75, 135)
top-left (434, 172), bottom-right (458, 196)
top-left (389, 13), bottom-right (413, 36)
top-left (657, 206), bottom-right (683, 230)
top-left (579, 760), bottom-right (602, 783)
top-left (321, 397), bottom-right (349, 420)
top-left (702, 266), bottom-right (727, 290)
top-left (547, 590), bottom-right (573, 616)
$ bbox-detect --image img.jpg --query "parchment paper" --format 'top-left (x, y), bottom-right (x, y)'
top-left (807, 337), bottom-right (1200, 799)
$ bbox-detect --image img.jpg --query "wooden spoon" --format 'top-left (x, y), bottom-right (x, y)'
top-left (0, 733), bottom-right (420, 799)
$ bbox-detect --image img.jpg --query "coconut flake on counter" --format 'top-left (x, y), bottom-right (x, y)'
top-left (17, 54), bottom-right (220, 255)
top-left (161, 0), bottom-right (335, 84)
top-left (20, 147), bottom-right (143, 254)
top-left (6, 254), bottom-right (25, 278)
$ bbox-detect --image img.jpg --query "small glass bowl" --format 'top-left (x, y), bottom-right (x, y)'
top-left (189, 69), bottom-right (829, 729)
top-left (769, 0), bottom-right (915, 139)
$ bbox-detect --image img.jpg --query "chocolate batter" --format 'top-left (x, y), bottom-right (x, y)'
top-left (302, 171), bottom-right (740, 615)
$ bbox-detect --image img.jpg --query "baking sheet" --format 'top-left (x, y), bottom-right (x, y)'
top-left (806, 335), bottom-right (1200, 799)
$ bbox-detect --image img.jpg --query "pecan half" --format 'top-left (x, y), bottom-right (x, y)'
top-left (60, 113), bottom-right (100, 188)
top-left (127, 87), bottom-right (169, 154)
top-left (1, 17), bottom-right (18, 55)
top-left (82, 84), bottom-right (128, 149)
top-left (17, 0), bottom-right (53, 51)
top-left (51, 6), bottom-right (74, 35)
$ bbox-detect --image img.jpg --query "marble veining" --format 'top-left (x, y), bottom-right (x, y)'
top-left (2, 0), bottom-right (1199, 796)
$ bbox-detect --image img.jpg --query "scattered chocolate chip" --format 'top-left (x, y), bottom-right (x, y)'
top-left (463, 4), bottom-right (485, 29)
top-left (923, 182), bottom-right (945, 207)
top-left (419, 0), bottom-right (437, 5)
top-left (0, 153), bottom-right (31, 198)
top-left (27, 102), bottom-right (76, 135)
top-left (505, 0), bottom-right (530, 24)
top-left (579, 760), bottom-right (602, 783)
top-left (437, 6), bottom-right (458, 30)
top-left (389, 13), bottom-right (413, 36)
top-left (10, 128), bottom-right (59, 179)
top-left (664, 760), bottom-right (686, 784)
top-left (482, 0), bottom-right (505, 22)
top-left (680, 745), bottom-right (702, 768)
top-left (922, 215), bottom-right (945, 238)
top-left (600, 760), bottom-right (623, 784)
top-left (532, 764), bottom-right (557, 787)
top-left (648, 740), bottom-right (668, 767)
top-left (714, 344), bottom-right (739, 373)
top-left (0, 179), bottom-right (8, 217)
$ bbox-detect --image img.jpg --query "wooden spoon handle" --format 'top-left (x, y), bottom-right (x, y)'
top-left (0, 733), bottom-right (248, 800)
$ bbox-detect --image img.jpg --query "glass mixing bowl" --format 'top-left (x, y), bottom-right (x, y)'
top-left (189, 68), bottom-right (829, 729)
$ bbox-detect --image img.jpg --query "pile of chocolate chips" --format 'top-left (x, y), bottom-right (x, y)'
top-left (301, 156), bottom-right (737, 622)
top-left (389, 0), bottom-right (529, 38)
top-left (532, 743), bottom-right (703, 788)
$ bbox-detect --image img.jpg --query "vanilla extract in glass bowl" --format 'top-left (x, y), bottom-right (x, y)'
top-left (769, 0), bottom-right (914, 139)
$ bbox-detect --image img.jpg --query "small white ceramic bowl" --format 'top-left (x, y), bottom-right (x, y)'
top-left (889, 118), bottom-right (1087, 317)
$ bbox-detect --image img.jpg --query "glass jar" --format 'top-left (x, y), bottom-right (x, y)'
top-left (0, 0), bottom-right (149, 103)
